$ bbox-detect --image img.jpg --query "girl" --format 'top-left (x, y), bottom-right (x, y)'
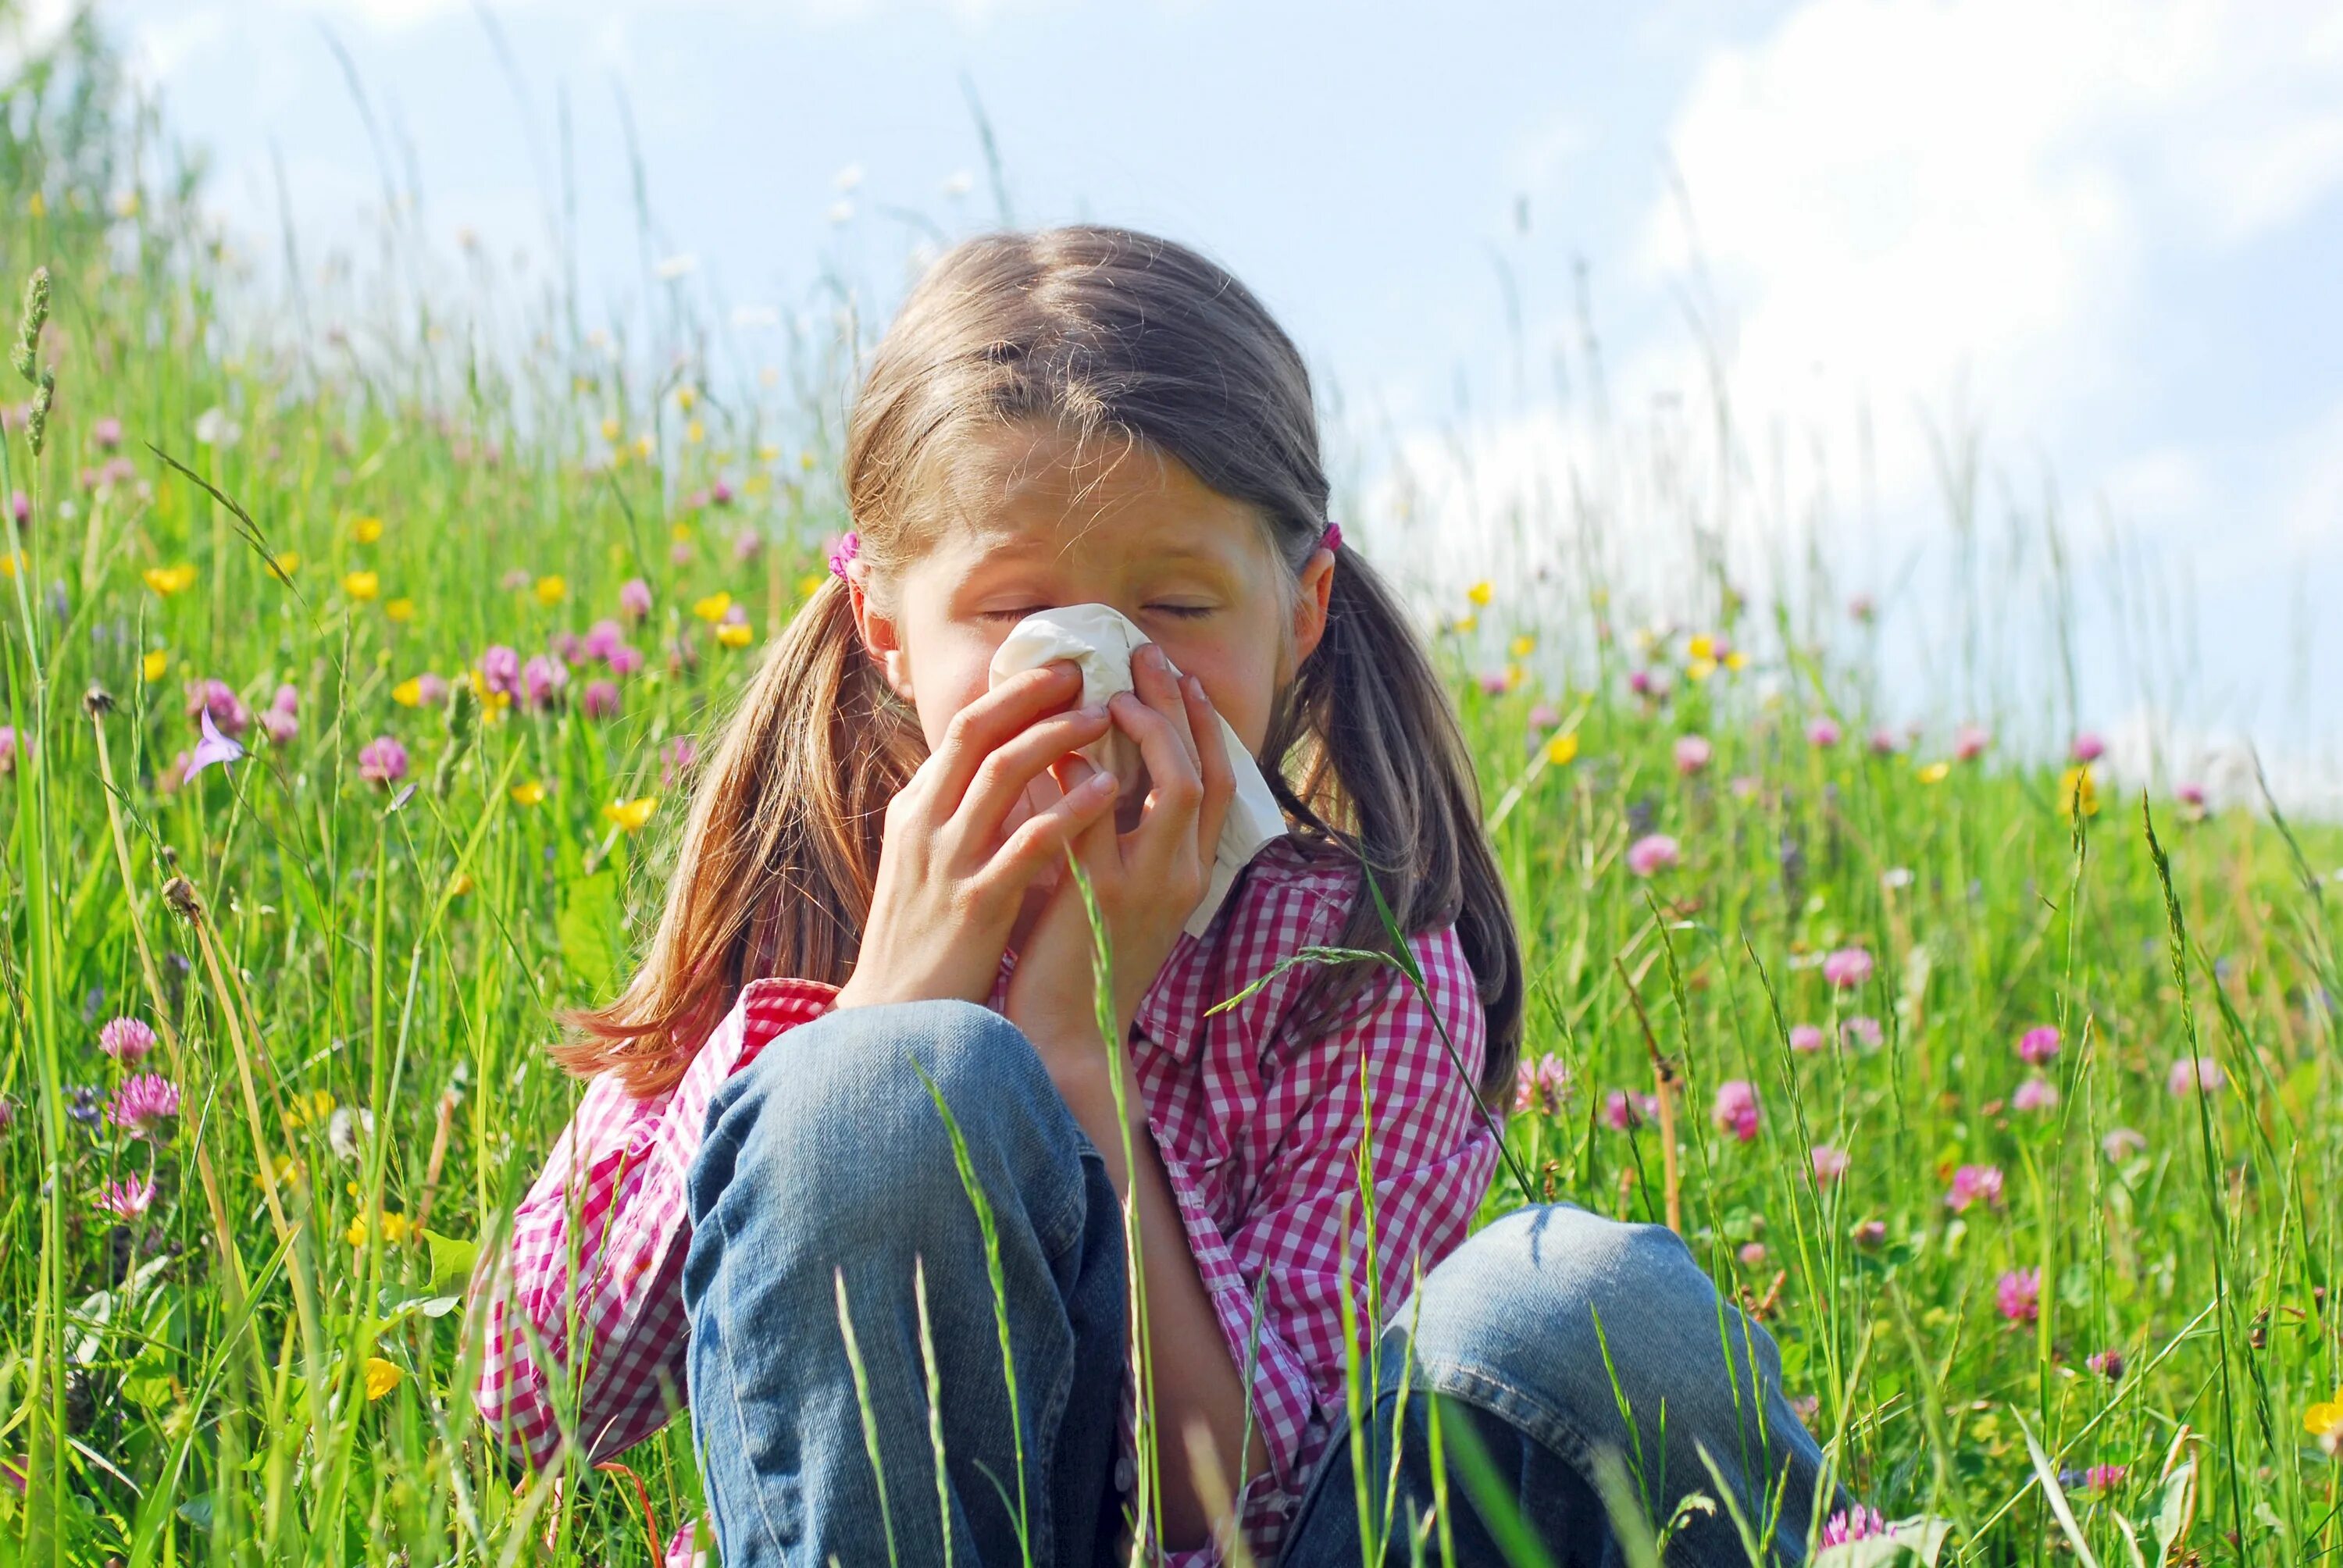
top-left (472, 226), bottom-right (1834, 1566)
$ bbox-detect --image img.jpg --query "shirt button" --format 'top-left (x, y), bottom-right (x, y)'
top-left (1114, 1456), bottom-right (1136, 1493)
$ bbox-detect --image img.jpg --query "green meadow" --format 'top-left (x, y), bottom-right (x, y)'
top-left (2, 20), bottom-right (2339, 1567)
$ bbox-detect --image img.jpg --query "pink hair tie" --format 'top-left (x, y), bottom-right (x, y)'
top-left (826, 529), bottom-right (860, 580)
top-left (1321, 521), bottom-right (1343, 553)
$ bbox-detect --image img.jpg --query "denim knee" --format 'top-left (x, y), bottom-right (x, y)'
top-left (688, 999), bottom-right (1094, 1263)
top-left (1378, 1204), bottom-right (1780, 1466)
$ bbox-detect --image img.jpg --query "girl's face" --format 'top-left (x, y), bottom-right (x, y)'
top-left (851, 419), bottom-right (1336, 758)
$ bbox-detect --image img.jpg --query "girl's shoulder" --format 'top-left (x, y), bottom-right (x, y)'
top-left (1222, 832), bottom-right (1367, 937)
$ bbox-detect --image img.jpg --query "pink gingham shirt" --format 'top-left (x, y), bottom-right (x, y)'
top-left (469, 835), bottom-right (1499, 1566)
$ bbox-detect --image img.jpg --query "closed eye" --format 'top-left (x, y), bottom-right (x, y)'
top-left (977, 607), bottom-right (1053, 623)
top-left (1145, 604), bottom-right (1215, 620)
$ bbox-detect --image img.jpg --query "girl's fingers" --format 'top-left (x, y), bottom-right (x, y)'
top-left (1181, 674), bottom-right (1236, 857)
top-left (929, 662), bottom-right (1086, 805)
top-left (1108, 689), bottom-right (1205, 875)
top-left (1129, 643), bottom-right (1202, 770)
top-left (984, 768), bottom-right (1120, 892)
top-left (950, 702), bottom-right (1112, 849)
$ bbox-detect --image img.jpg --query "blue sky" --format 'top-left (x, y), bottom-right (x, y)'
top-left (28, 0), bottom-right (2343, 800)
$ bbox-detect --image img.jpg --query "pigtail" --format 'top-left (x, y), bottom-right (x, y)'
top-left (1265, 547), bottom-right (1525, 1105)
top-left (555, 576), bottom-right (921, 1096)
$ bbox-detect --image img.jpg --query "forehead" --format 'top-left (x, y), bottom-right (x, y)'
top-left (929, 419), bottom-right (1269, 561)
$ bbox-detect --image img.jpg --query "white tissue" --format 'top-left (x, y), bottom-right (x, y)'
top-left (986, 603), bottom-right (1288, 938)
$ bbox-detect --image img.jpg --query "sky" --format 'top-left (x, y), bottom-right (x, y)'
top-left (16, 0), bottom-right (2343, 803)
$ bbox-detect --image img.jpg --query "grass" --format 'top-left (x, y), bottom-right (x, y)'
top-left (4, 17), bottom-right (2342, 1566)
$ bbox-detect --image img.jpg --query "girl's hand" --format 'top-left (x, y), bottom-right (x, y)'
top-left (833, 663), bottom-right (1122, 1012)
top-left (1005, 643), bottom-right (1236, 1064)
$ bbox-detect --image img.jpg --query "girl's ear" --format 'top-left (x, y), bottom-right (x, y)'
top-left (1282, 544), bottom-right (1337, 679)
top-left (847, 571), bottom-right (916, 704)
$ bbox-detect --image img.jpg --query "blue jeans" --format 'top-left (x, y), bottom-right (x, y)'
top-left (684, 1001), bottom-right (1835, 1566)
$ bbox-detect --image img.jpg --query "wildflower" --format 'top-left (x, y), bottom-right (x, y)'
top-left (259, 684), bottom-right (298, 746)
top-left (327, 1106), bottom-right (376, 1161)
top-left (1821, 1507), bottom-right (1893, 1545)
top-left (1510, 633), bottom-right (1536, 660)
top-left (356, 736), bottom-right (410, 786)
top-left (1527, 701), bottom-right (1559, 729)
top-left (715, 618), bottom-right (754, 649)
top-left (192, 406), bottom-right (241, 447)
top-left (2018, 1025), bottom-right (2060, 1065)
top-left (1806, 717), bottom-right (1842, 748)
top-left (511, 780), bottom-right (547, 807)
top-left (480, 645), bottom-right (521, 697)
top-left (1625, 833), bottom-right (1679, 878)
top-left (1738, 1242), bottom-right (1767, 1267)
top-left (393, 677), bottom-right (423, 707)
top-left (2057, 764), bottom-right (2099, 818)
top-left (1821, 946), bottom-right (1874, 989)
top-left (1628, 668), bottom-right (1660, 698)
top-left (1512, 1054), bottom-right (1567, 1117)
top-left (2012, 1078), bottom-right (2059, 1113)
top-left (350, 515), bottom-right (385, 543)
top-left (92, 415), bottom-right (122, 449)
top-left (534, 575), bottom-right (567, 607)
top-left (583, 679), bottom-right (621, 720)
top-left (1880, 866), bottom-right (1915, 890)
top-left (7, 490), bottom-right (24, 526)
top-left (65, 1084), bottom-right (103, 1128)
top-left (181, 708), bottom-right (246, 785)
top-left (95, 1175), bottom-right (155, 1221)
top-left (1868, 727), bottom-right (1899, 755)
top-left (604, 796), bottom-right (658, 832)
top-left (608, 643), bottom-right (645, 676)
top-left (1842, 1016), bottom-right (1883, 1050)
top-left (619, 577), bottom-right (654, 620)
top-left (109, 1073), bottom-right (181, 1139)
top-left (1729, 775), bottom-right (1760, 800)
top-left (346, 1210), bottom-right (411, 1247)
top-left (98, 1016), bottom-right (157, 1064)
top-left (1544, 731), bottom-right (1578, 767)
top-left (1810, 1144), bottom-right (1849, 1183)
top-left (2304, 1388), bottom-right (2343, 1447)
top-left (1476, 668), bottom-right (1508, 696)
top-left (660, 736), bottom-right (697, 786)
top-left (1673, 735), bottom-right (1712, 775)
top-left (342, 569), bottom-right (380, 601)
top-left (1916, 761), bottom-right (1952, 785)
top-left (1603, 1089), bottom-right (1657, 1131)
top-left (584, 618), bottom-right (627, 662)
top-left (185, 678), bottom-right (251, 736)
top-left (1945, 1164), bottom-right (2004, 1213)
top-left (0, 727), bottom-right (16, 777)
top-left (1788, 1023), bottom-right (1826, 1054)
top-left (141, 648), bottom-right (168, 682)
top-left (1953, 724), bottom-right (1991, 761)
top-left (2081, 1464), bottom-right (2127, 1495)
top-left (2166, 1056), bottom-right (2224, 1096)
top-left (1997, 1268), bottom-right (2041, 1324)
top-left (500, 568), bottom-right (533, 592)
top-left (521, 654), bottom-right (568, 710)
top-left (692, 591), bottom-right (733, 623)
top-left (2087, 1349), bottom-right (2125, 1382)
top-left (385, 597), bottom-right (415, 623)
top-left (2071, 732), bottom-right (2106, 764)
top-left (1712, 1080), bottom-right (1760, 1142)
top-left (1466, 580), bottom-right (1492, 608)
top-left (363, 1357), bottom-right (404, 1402)
top-left (1850, 1220), bottom-right (1888, 1249)
top-left (2101, 1127), bottom-right (2147, 1163)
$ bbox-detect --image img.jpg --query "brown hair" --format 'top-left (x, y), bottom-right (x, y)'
top-left (562, 226), bottom-right (1522, 1103)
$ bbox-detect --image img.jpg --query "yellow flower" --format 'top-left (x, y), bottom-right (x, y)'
top-left (0, 551), bottom-right (19, 579)
top-left (384, 597), bottom-right (415, 623)
top-left (144, 563), bottom-right (198, 597)
top-left (392, 677), bottom-right (423, 707)
top-left (757, 444), bottom-right (781, 464)
top-left (671, 522), bottom-right (695, 545)
top-left (601, 415), bottom-right (621, 442)
top-left (1545, 732), bottom-right (1580, 767)
top-left (1687, 633), bottom-right (1715, 662)
top-left (716, 621), bottom-right (753, 649)
top-left (362, 1357), bottom-right (403, 1402)
top-left (1509, 634), bottom-right (1536, 660)
top-left (510, 780), bottom-right (547, 807)
top-left (634, 433), bottom-right (654, 460)
top-left (1686, 656), bottom-right (1718, 683)
top-left (1466, 581), bottom-right (1492, 608)
top-left (273, 551), bottom-right (301, 576)
top-left (800, 449), bottom-right (818, 472)
top-left (797, 572), bottom-right (825, 599)
top-left (1453, 615), bottom-right (1478, 635)
top-left (351, 515), bottom-right (384, 544)
top-left (342, 570), bottom-right (380, 601)
top-left (448, 871), bottom-right (474, 897)
top-left (678, 385), bottom-right (699, 412)
top-left (2305, 1390), bottom-right (2343, 1438)
top-left (692, 591), bottom-right (732, 623)
top-left (604, 796), bottom-right (658, 832)
top-left (142, 649), bottom-right (169, 682)
top-left (25, 191), bottom-right (45, 218)
top-left (1723, 650), bottom-right (1748, 672)
top-left (685, 419), bottom-right (705, 445)
top-left (1917, 761), bottom-right (1952, 785)
top-left (2057, 764), bottom-right (2100, 819)
top-left (534, 575), bottom-right (567, 607)
top-left (745, 472), bottom-right (772, 497)
top-left (345, 1210), bottom-right (411, 1248)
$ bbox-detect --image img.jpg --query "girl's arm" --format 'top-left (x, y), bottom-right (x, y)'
top-left (469, 978), bottom-right (839, 1470)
